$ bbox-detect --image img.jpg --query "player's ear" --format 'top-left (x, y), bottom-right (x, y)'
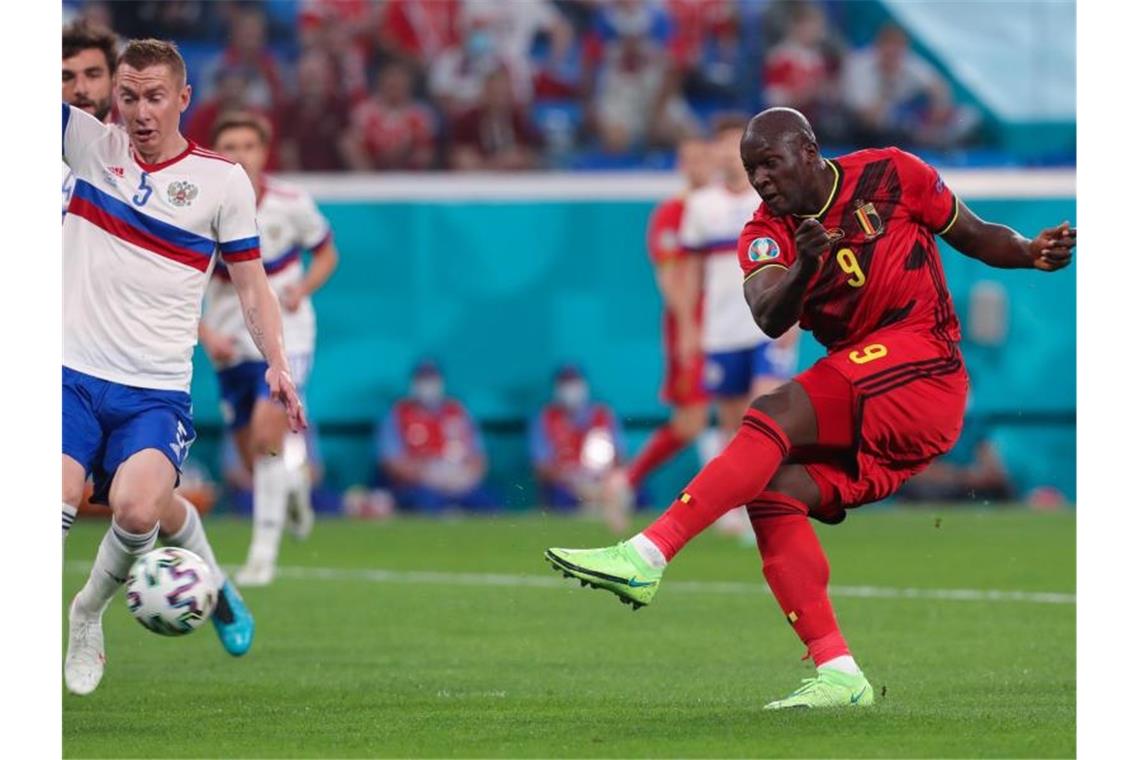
top-left (180, 83), bottom-right (192, 114)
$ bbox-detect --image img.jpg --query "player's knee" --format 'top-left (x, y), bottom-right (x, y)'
top-left (112, 493), bottom-right (161, 534)
top-left (62, 479), bottom-right (86, 509)
top-left (671, 408), bottom-right (706, 441)
top-left (749, 382), bottom-right (815, 447)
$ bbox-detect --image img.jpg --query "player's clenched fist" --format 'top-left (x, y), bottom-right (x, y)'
top-left (1029, 221), bottom-right (1076, 271)
top-left (795, 218), bottom-right (833, 269)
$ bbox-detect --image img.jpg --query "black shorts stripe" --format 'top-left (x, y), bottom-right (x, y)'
top-left (854, 356), bottom-right (955, 389)
top-left (861, 358), bottom-right (962, 399)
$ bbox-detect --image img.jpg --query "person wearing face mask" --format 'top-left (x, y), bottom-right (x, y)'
top-left (529, 366), bottom-right (631, 511)
top-left (375, 361), bottom-right (499, 514)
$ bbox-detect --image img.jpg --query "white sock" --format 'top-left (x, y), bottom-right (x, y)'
top-left (282, 432), bottom-right (311, 503)
top-left (62, 502), bottom-right (78, 540)
top-left (629, 533), bottom-right (668, 570)
top-left (75, 519), bottom-right (158, 616)
top-left (247, 454), bottom-right (288, 566)
top-left (818, 655), bottom-right (861, 676)
top-left (696, 428), bottom-right (725, 466)
top-left (164, 494), bottom-right (225, 590)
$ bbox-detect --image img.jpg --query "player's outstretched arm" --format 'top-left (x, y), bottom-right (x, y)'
top-left (941, 200), bottom-right (1075, 271)
top-left (227, 259), bottom-right (308, 432)
top-left (744, 219), bottom-right (831, 338)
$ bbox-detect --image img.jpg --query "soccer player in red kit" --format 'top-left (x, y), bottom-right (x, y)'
top-left (545, 108), bottom-right (1074, 709)
top-left (602, 137), bottom-right (714, 531)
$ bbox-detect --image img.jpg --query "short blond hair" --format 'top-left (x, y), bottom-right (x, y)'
top-left (117, 38), bottom-right (187, 86)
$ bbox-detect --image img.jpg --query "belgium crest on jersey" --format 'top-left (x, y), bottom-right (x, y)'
top-left (854, 200), bottom-right (884, 238)
top-left (167, 180), bottom-right (199, 207)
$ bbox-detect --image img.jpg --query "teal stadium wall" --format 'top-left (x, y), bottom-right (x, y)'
top-left (188, 177), bottom-right (1076, 508)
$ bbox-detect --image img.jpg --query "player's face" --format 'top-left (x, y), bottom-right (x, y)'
top-left (717, 128), bottom-right (747, 182)
top-left (676, 140), bottom-right (713, 189)
top-left (115, 64), bottom-right (191, 156)
top-left (214, 126), bottom-right (268, 181)
top-left (62, 48), bottom-right (112, 122)
top-left (741, 133), bottom-right (812, 216)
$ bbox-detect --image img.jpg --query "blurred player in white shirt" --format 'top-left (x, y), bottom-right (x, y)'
top-left (201, 112), bottom-right (340, 587)
top-left (679, 116), bottom-right (799, 534)
top-left (62, 39), bottom-right (305, 696)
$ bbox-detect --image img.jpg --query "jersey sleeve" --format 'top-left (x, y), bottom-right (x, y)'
top-left (738, 216), bottom-right (795, 282)
top-left (62, 103), bottom-right (109, 168)
top-left (646, 201), bottom-right (683, 265)
top-left (677, 196), bottom-right (705, 254)
top-left (293, 190), bottom-right (332, 251)
top-left (892, 148), bottom-right (959, 236)
top-left (215, 165), bottom-right (262, 264)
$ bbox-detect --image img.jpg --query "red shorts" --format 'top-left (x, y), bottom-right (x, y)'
top-left (661, 348), bottom-right (708, 406)
top-left (789, 329), bottom-right (968, 522)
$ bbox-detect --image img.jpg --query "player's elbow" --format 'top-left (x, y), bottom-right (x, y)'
top-left (752, 306), bottom-right (786, 340)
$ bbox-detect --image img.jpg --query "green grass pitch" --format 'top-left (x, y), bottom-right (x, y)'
top-left (63, 508), bottom-right (1075, 758)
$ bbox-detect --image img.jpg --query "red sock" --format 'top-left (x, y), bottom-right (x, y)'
top-left (626, 425), bottom-right (688, 488)
top-left (748, 494), bottom-right (850, 667)
top-left (642, 409), bottom-right (789, 560)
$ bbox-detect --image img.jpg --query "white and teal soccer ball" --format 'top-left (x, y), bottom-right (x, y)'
top-left (125, 547), bottom-right (217, 636)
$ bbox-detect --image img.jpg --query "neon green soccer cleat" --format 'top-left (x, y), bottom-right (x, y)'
top-left (543, 542), bottom-right (663, 610)
top-left (763, 669), bottom-right (875, 710)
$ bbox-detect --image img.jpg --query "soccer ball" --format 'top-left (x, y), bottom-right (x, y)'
top-left (125, 547), bottom-right (217, 636)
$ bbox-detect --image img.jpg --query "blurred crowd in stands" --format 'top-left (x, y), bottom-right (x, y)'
top-left (63, 0), bottom-right (982, 172)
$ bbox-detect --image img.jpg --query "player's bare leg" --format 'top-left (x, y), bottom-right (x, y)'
top-left (236, 398), bottom-right (290, 587)
top-left (67, 450), bottom-right (173, 695)
top-left (62, 454), bottom-right (86, 542)
top-left (604, 401), bottom-right (707, 533)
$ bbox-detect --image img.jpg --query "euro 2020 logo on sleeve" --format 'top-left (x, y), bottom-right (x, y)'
top-left (748, 237), bottom-right (780, 262)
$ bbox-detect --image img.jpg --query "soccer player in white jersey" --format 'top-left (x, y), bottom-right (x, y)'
top-left (201, 112), bottom-right (340, 586)
top-left (62, 20), bottom-right (117, 216)
top-left (62, 25), bottom-right (259, 661)
top-left (61, 39), bottom-right (305, 696)
top-left (679, 116), bottom-right (799, 533)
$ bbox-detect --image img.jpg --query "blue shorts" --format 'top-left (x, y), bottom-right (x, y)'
top-left (704, 342), bottom-right (796, 398)
top-left (62, 366), bottom-right (195, 505)
top-left (217, 354), bottom-right (311, 430)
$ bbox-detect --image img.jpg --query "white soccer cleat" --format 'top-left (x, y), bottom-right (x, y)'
top-left (64, 598), bottom-right (106, 696)
top-left (285, 489), bottom-right (314, 541)
top-left (234, 559), bottom-right (276, 587)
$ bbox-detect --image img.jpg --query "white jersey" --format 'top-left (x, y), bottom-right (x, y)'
top-left (63, 163), bottom-right (75, 218)
top-left (62, 104), bottom-right (261, 392)
top-left (679, 183), bottom-right (767, 352)
top-left (202, 176), bottom-right (330, 368)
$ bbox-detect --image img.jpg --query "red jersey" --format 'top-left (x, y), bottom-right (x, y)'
top-left (738, 148), bottom-right (960, 353)
top-left (647, 196), bottom-right (702, 348)
top-left (389, 398), bottom-right (480, 461)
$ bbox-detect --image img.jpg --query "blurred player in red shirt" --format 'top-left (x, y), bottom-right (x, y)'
top-left (603, 136), bottom-right (713, 530)
top-left (547, 107), bottom-right (1074, 709)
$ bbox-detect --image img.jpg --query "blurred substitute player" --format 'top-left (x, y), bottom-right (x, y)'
top-left (62, 23), bottom-right (257, 651)
top-left (546, 107), bottom-right (1074, 709)
top-left (62, 20), bottom-right (117, 216)
top-left (681, 116), bottom-right (799, 535)
top-left (602, 137), bottom-right (712, 531)
top-left (201, 112), bottom-right (339, 587)
top-left (62, 40), bottom-right (306, 696)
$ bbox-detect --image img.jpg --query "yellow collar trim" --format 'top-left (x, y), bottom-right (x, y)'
top-left (794, 160), bottom-right (840, 220)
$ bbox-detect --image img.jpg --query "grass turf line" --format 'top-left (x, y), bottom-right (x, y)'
top-left (63, 509), bottom-right (1075, 758)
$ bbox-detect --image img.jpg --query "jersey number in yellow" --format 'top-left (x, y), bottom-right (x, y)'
top-left (836, 247), bottom-right (866, 288)
top-left (849, 343), bottom-right (888, 365)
